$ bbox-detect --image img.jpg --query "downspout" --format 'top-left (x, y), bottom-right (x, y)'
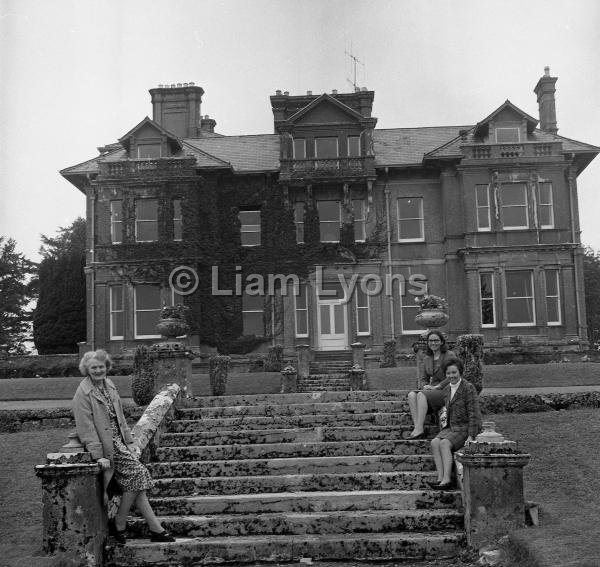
top-left (567, 163), bottom-right (583, 340)
top-left (384, 167), bottom-right (395, 338)
top-left (87, 175), bottom-right (96, 350)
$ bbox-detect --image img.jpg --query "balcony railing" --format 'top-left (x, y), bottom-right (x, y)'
top-left (462, 142), bottom-right (562, 161)
top-left (98, 157), bottom-right (196, 178)
top-left (280, 156), bottom-right (375, 181)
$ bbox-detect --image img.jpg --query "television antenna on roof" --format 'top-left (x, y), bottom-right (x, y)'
top-left (345, 41), bottom-right (364, 91)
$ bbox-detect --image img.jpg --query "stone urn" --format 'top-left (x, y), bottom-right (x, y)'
top-left (156, 317), bottom-right (189, 339)
top-left (415, 308), bottom-right (449, 329)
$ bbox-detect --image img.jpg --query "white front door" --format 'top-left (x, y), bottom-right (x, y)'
top-left (317, 282), bottom-right (348, 350)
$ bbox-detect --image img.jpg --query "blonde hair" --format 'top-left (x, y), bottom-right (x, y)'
top-left (79, 349), bottom-right (113, 376)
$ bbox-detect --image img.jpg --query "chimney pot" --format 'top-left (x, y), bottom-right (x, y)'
top-left (177, 83), bottom-right (182, 87)
top-left (361, 87), bottom-right (367, 92)
top-left (544, 66), bottom-right (550, 77)
top-left (284, 91), bottom-right (289, 96)
top-left (170, 83), bottom-right (175, 88)
top-left (276, 90), bottom-right (282, 95)
top-left (307, 90), bottom-right (312, 95)
top-left (183, 82), bottom-right (188, 87)
top-left (158, 84), bottom-right (163, 88)
top-left (332, 89), bottom-right (338, 94)
top-left (189, 81), bottom-right (195, 86)
top-left (354, 87), bottom-right (360, 92)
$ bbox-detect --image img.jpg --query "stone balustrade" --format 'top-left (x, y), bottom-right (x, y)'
top-left (462, 141), bottom-right (562, 161)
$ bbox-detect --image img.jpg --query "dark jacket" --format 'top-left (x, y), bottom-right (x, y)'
top-left (419, 350), bottom-right (456, 389)
top-left (444, 379), bottom-right (482, 439)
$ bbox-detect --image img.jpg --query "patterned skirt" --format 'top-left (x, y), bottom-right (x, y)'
top-left (112, 435), bottom-right (153, 492)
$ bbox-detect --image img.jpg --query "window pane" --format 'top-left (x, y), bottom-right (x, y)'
top-left (539, 183), bottom-right (552, 204)
top-left (243, 294), bottom-right (264, 311)
top-left (239, 211), bottom-right (260, 225)
top-left (320, 223), bottom-right (339, 242)
top-left (111, 285), bottom-right (123, 310)
top-left (402, 304), bottom-right (420, 331)
top-left (294, 203), bottom-right (304, 243)
top-left (296, 310), bottom-right (308, 335)
top-left (293, 139), bottom-right (306, 159)
top-left (356, 286), bottom-right (368, 308)
top-left (320, 305), bottom-right (331, 334)
top-left (319, 281), bottom-right (344, 300)
top-left (547, 297), bottom-right (559, 323)
top-left (333, 304), bottom-right (345, 334)
top-left (399, 219), bottom-right (423, 240)
top-left (348, 136), bottom-right (360, 156)
top-left (506, 298), bottom-right (533, 324)
top-left (241, 230), bottom-right (261, 246)
top-left (476, 186), bottom-right (489, 206)
top-left (502, 207), bottom-right (527, 228)
top-left (502, 184), bottom-right (527, 206)
top-left (539, 205), bottom-right (552, 227)
top-left (136, 285), bottom-right (160, 310)
top-left (506, 271), bottom-right (532, 297)
top-left (295, 283), bottom-right (307, 309)
top-left (137, 311), bottom-right (159, 336)
top-left (477, 208), bottom-right (490, 229)
top-left (111, 200), bottom-right (123, 244)
top-left (399, 198), bottom-right (422, 219)
top-left (315, 138), bottom-right (338, 158)
top-left (496, 128), bottom-right (519, 143)
top-left (243, 312), bottom-right (263, 335)
top-left (480, 273), bottom-right (493, 299)
top-left (137, 199), bottom-right (158, 219)
top-left (138, 144), bottom-right (161, 158)
top-left (318, 201), bottom-right (340, 222)
top-left (357, 308), bottom-right (369, 333)
top-left (546, 270), bottom-right (558, 295)
top-left (137, 222), bottom-right (158, 242)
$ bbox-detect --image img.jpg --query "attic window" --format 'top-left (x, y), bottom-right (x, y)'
top-left (495, 128), bottom-right (520, 143)
top-left (137, 143), bottom-right (162, 159)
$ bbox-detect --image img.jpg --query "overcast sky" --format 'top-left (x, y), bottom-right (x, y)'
top-left (1, 0), bottom-right (599, 261)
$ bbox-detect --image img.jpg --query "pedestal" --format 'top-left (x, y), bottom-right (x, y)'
top-left (456, 437), bottom-right (530, 549)
top-left (349, 365), bottom-right (366, 390)
top-left (149, 340), bottom-right (195, 399)
top-left (296, 344), bottom-right (311, 379)
top-left (35, 451), bottom-right (106, 566)
top-left (351, 342), bottom-right (366, 368)
top-left (280, 365), bottom-right (298, 393)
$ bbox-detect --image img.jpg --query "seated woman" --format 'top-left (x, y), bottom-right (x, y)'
top-left (407, 330), bottom-right (456, 439)
top-left (430, 358), bottom-right (482, 490)
top-left (72, 349), bottom-right (175, 544)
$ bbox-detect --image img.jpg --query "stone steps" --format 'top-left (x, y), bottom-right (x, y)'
top-left (149, 471), bottom-right (444, 497)
top-left (107, 531), bottom-right (465, 566)
top-left (109, 389), bottom-right (465, 565)
top-left (159, 424), bottom-right (436, 446)
top-left (148, 489), bottom-right (461, 516)
top-left (127, 509), bottom-right (463, 538)
top-left (177, 400), bottom-right (409, 419)
top-left (155, 439), bottom-right (429, 462)
top-left (147, 454), bottom-right (434, 478)
top-left (169, 411), bottom-right (414, 432)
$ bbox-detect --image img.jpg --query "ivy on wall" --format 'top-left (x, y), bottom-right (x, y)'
top-left (101, 172), bottom-right (386, 353)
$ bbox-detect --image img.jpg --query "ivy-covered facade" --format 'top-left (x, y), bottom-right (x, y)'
top-left (62, 70), bottom-right (599, 357)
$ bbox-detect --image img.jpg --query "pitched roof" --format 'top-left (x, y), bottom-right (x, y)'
top-left (287, 93), bottom-right (365, 123)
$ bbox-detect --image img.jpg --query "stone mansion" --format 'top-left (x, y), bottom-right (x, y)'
top-left (61, 68), bottom-right (599, 357)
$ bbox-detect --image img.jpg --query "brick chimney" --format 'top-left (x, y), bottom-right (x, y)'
top-left (200, 115), bottom-right (217, 133)
top-left (149, 83), bottom-right (205, 138)
top-left (533, 67), bottom-right (558, 134)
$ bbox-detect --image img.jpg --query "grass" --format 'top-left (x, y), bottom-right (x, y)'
top-left (1, 362), bottom-right (599, 402)
top-left (3, 409), bottom-right (600, 566)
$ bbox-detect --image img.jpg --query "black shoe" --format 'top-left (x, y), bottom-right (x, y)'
top-left (108, 518), bottom-right (127, 545)
top-left (408, 431), bottom-right (426, 440)
top-left (435, 481), bottom-right (456, 491)
top-left (150, 530), bottom-right (176, 543)
top-left (426, 479), bottom-right (442, 488)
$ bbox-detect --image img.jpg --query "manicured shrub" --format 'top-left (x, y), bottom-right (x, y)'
top-left (381, 339), bottom-right (397, 368)
top-left (264, 344), bottom-right (283, 372)
top-left (456, 334), bottom-right (484, 394)
top-left (131, 345), bottom-right (156, 406)
top-left (209, 355), bottom-right (230, 396)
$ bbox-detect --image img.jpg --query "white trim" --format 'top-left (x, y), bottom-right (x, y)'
top-left (505, 271), bottom-right (536, 327)
top-left (501, 183), bottom-right (529, 230)
top-left (399, 290), bottom-right (422, 335)
top-left (109, 285), bottom-right (124, 340)
top-left (239, 210), bottom-right (261, 247)
top-left (242, 292), bottom-right (264, 335)
top-left (293, 138), bottom-right (306, 159)
top-left (347, 135), bottom-right (361, 157)
top-left (538, 182), bottom-right (555, 229)
top-left (293, 282), bottom-right (309, 338)
top-left (173, 198), bottom-right (183, 241)
top-left (135, 198), bottom-right (158, 242)
top-left (475, 185), bottom-right (491, 232)
top-left (353, 199), bottom-right (366, 242)
top-left (479, 272), bottom-right (496, 328)
top-left (397, 197), bottom-right (424, 242)
top-left (134, 284), bottom-right (161, 339)
top-left (545, 269), bottom-right (561, 325)
top-left (354, 283), bottom-right (371, 336)
top-left (294, 202), bottom-right (305, 244)
top-left (137, 143), bottom-right (162, 159)
top-left (318, 200), bottom-right (341, 243)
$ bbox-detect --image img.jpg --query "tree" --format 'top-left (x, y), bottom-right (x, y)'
top-left (33, 218), bottom-right (87, 354)
top-left (583, 246), bottom-right (600, 348)
top-left (0, 237), bottom-right (36, 354)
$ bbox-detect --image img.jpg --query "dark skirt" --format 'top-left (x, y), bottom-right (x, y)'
top-left (435, 427), bottom-right (469, 451)
top-left (422, 389), bottom-right (446, 413)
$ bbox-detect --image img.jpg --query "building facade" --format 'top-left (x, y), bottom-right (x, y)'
top-left (61, 70), bottom-right (599, 357)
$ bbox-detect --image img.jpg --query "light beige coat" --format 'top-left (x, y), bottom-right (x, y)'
top-left (72, 376), bottom-right (135, 488)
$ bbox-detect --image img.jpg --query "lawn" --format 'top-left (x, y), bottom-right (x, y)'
top-left (0, 362), bottom-right (599, 402)
top-left (2, 409), bottom-right (600, 566)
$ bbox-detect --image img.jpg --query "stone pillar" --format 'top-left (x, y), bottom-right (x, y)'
top-left (296, 344), bottom-right (311, 379)
top-left (280, 364), bottom-right (298, 394)
top-left (0, 344), bottom-right (8, 360)
top-left (349, 364), bottom-right (367, 391)
top-left (455, 334), bottom-right (484, 394)
top-left (456, 423), bottom-right (530, 549)
top-left (35, 434), bottom-right (106, 566)
top-left (351, 341), bottom-right (366, 368)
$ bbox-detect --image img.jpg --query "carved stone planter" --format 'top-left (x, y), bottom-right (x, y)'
top-left (415, 308), bottom-right (449, 329)
top-left (156, 317), bottom-right (189, 339)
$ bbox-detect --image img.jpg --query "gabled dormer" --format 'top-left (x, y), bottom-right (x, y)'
top-left (473, 100), bottom-right (538, 144)
top-left (118, 117), bottom-right (183, 159)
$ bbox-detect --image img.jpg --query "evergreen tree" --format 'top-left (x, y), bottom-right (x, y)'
top-left (33, 218), bottom-right (87, 354)
top-left (0, 237), bottom-right (36, 354)
top-left (584, 246), bottom-right (600, 348)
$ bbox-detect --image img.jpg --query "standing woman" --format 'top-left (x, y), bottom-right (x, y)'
top-left (73, 349), bottom-right (175, 544)
top-left (407, 330), bottom-right (456, 439)
top-left (430, 358), bottom-right (482, 489)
